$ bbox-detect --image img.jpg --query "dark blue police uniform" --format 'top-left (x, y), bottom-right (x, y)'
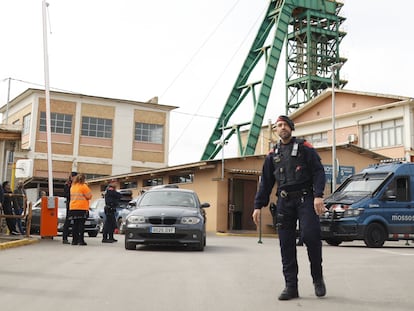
top-left (254, 137), bottom-right (326, 291)
top-left (102, 185), bottom-right (122, 242)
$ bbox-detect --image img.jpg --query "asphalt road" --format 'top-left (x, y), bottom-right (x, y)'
top-left (0, 234), bottom-right (413, 311)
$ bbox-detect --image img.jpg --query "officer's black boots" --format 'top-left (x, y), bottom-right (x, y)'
top-left (278, 287), bottom-right (299, 300)
top-left (278, 280), bottom-right (325, 301)
top-left (314, 279), bottom-right (326, 297)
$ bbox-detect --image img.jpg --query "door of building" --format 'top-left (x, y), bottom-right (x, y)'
top-left (228, 178), bottom-right (257, 231)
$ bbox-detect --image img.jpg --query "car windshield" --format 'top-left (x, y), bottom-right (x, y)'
top-left (139, 191), bottom-right (196, 208)
top-left (341, 174), bottom-right (386, 193)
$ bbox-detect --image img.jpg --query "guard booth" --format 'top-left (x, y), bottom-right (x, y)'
top-left (40, 196), bottom-right (58, 237)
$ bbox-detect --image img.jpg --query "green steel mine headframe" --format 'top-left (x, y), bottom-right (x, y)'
top-left (201, 0), bottom-right (347, 161)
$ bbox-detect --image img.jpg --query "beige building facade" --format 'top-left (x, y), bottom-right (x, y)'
top-left (0, 88), bottom-right (176, 201)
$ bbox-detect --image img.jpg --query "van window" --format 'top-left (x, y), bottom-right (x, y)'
top-left (384, 177), bottom-right (410, 202)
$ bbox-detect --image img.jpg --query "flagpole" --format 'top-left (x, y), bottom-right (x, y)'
top-left (42, 0), bottom-right (54, 197)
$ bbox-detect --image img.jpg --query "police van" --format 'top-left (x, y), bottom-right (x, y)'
top-left (320, 159), bottom-right (414, 247)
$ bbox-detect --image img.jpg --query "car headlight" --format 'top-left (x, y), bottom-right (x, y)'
top-left (343, 208), bottom-right (363, 217)
top-left (127, 215), bottom-right (146, 224)
top-left (181, 217), bottom-right (201, 225)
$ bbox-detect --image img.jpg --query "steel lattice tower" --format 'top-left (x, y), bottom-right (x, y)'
top-left (201, 0), bottom-right (347, 161)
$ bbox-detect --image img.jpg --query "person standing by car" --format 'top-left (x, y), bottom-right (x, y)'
top-left (62, 172), bottom-right (77, 244)
top-left (69, 173), bottom-right (92, 246)
top-left (252, 115), bottom-right (327, 301)
top-left (0, 183), bottom-right (4, 233)
top-left (1, 181), bottom-right (18, 235)
top-left (102, 180), bottom-right (121, 243)
top-left (13, 180), bottom-right (26, 235)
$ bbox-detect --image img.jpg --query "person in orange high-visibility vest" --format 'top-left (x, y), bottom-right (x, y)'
top-left (69, 173), bottom-right (92, 245)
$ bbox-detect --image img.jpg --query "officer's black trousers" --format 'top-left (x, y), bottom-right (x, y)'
top-left (103, 214), bottom-right (116, 240)
top-left (72, 218), bottom-right (86, 244)
top-left (62, 215), bottom-right (71, 240)
top-left (277, 194), bottom-right (323, 288)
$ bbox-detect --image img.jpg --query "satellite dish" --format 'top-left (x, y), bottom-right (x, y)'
top-left (15, 159), bottom-right (33, 178)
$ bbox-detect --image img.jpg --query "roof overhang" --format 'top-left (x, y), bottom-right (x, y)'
top-left (315, 143), bottom-right (389, 161)
top-left (0, 124), bottom-right (22, 140)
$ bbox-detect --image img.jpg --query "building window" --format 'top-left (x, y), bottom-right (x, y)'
top-left (123, 181), bottom-right (137, 189)
top-left (84, 173), bottom-right (108, 180)
top-left (82, 117), bottom-right (112, 138)
top-left (7, 150), bottom-right (14, 164)
top-left (169, 173), bottom-right (194, 184)
top-left (39, 112), bottom-right (72, 134)
top-left (143, 177), bottom-right (163, 187)
top-left (135, 122), bottom-right (163, 144)
top-left (363, 119), bottom-right (403, 149)
top-left (23, 114), bottom-right (31, 135)
top-left (302, 132), bottom-right (328, 146)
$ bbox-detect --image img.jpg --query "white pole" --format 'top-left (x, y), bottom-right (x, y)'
top-left (42, 0), bottom-right (53, 197)
top-left (329, 62), bottom-right (343, 192)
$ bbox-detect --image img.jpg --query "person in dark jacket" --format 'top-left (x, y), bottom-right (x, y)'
top-left (252, 115), bottom-right (327, 301)
top-left (102, 180), bottom-right (121, 243)
top-left (62, 172), bottom-right (77, 244)
top-left (13, 180), bottom-right (26, 235)
top-left (1, 181), bottom-right (18, 235)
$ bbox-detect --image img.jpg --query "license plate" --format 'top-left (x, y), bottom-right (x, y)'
top-left (321, 226), bottom-right (330, 232)
top-left (151, 227), bottom-right (175, 234)
top-left (85, 221), bottom-right (91, 225)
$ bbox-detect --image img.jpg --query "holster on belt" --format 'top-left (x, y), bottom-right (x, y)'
top-left (269, 202), bottom-right (278, 230)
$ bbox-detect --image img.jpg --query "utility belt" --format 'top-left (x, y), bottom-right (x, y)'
top-left (104, 205), bottom-right (116, 215)
top-left (278, 188), bottom-right (312, 200)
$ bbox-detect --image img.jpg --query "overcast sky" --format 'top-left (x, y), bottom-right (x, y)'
top-left (0, 0), bottom-right (413, 166)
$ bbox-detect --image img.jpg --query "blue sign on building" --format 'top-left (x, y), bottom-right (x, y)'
top-left (324, 165), bottom-right (355, 185)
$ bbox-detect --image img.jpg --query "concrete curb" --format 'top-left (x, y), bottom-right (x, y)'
top-left (0, 237), bottom-right (40, 250)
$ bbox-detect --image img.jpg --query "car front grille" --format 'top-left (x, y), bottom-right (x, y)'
top-left (148, 217), bottom-right (177, 225)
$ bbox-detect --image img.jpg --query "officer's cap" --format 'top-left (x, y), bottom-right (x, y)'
top-left (274, 115), bottom-right (295, 131)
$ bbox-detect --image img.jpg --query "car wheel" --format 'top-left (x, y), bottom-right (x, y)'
top-left (325, 238), bottom-right (342, 246)
top-left (125, 241), bottom-right (136, 250)
top-left (117, 218), bottom-right (123, 230)
top-left (191, 239), bottom-right (205, 251)
top-left (364, 223), bottom-right (386, 248)
top-left (194, 243), bottom-right (204, 251)
top-left (88, 231), bottom-right (98, 237)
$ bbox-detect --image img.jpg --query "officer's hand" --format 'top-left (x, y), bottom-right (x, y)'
top-left (252, 209), bottom-right (261, 226)
top-left (313, 197), bottom-right (326, 216)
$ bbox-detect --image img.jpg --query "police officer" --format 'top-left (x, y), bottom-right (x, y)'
top-left (102, 180), bottom-right (121, 243)
top-left (252, 115), bottom-right (327, 301)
